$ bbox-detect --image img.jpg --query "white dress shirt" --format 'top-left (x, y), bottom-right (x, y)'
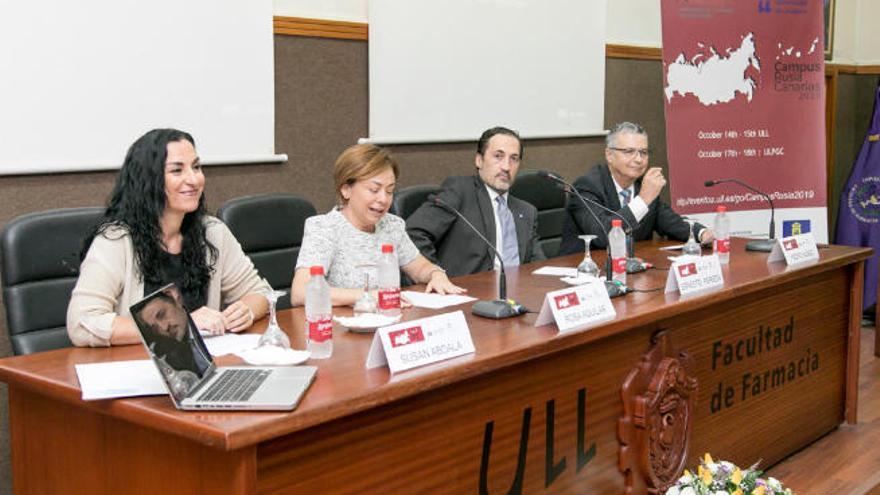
top-left (611, 178), bottom-right (649, 222)
top-left (613, 177), bottom-right (705, 240)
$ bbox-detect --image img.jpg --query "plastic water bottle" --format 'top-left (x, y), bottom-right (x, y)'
top-left (377, 244), bottom-right (401, 316)
top-left (713, 205), bottom-right (731, 264)
top-left (305, 265), bottom-right (332, 359)
top-left (608, 219), bottom-right (627, 284)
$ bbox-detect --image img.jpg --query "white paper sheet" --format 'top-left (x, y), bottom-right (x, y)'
top-left (531, 266), bottom-right (579, 277)
top-left (401, 291), bottom-right (477, 309)
top-left (75, 360), bottom-right (166, 400)
top-left (202, 333), bottom-right (262, 356)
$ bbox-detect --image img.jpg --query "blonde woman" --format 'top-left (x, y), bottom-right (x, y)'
top-left (291, 144), bottom-right (464, 306)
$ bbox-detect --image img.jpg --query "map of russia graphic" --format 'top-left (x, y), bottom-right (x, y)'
top-left (660, 0), bottom-right (826, 222)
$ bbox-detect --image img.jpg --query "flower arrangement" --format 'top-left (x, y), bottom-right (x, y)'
top-left (665, 453), bottom-right (794, 495)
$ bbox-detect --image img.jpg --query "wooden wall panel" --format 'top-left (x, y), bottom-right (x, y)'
top-left (829, 73), bottom-right (880, 232)
top-left (604, 58), bottom-right (672, 204)
top-left (606, 44), bottom-right (662, 60)
top-left (273, 16), bottom-right (367, 41)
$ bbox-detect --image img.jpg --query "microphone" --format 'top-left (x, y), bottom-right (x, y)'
top-left (537, 171), bottom-right (650, 275)
top-left (705, 178), bottom-right (776, 252)
top-left (538, 171), bottom-right (636, 236)
top-left (430, 195), bottom-right (527, 319)
top-left (536, 172), bottom-right (636, 298)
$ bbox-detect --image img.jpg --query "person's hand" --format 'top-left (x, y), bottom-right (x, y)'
top-left (425, 271), bottom-right (467, 295)
top-left (638, 167), bottom-right (667, 205)
top-left (191, 306), bottom-right (227, 335)
top-left (222, 300), bottom-right (254, 333)
top-left (699, 228), bottom-right (715, 245)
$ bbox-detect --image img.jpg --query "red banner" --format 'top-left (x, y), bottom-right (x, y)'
top-left (661, 0), bottom-right (827, 240)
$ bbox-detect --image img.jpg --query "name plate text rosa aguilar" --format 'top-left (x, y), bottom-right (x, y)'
top-left (365, 310), bottom-right (475, 373)
top-left (534, 280), bottom-right (616, 333)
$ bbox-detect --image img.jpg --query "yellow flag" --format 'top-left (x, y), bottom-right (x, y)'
top-left (753, 486), bottom-right (766, 495)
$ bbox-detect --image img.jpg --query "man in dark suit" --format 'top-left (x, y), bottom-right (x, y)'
top-left (559, 122), bottom-right (714, 255)
top-left (406, 126), bottom-right (546, 277)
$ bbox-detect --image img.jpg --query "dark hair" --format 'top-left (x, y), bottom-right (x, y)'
top-left (82, 129), bottom-right (217, 307)
top-left (132, 290), bottom-right (179, 345)
top-left (476, 126), bottom-right (523, 158)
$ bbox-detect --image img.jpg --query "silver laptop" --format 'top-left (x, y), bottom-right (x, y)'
top-left (130, 283), bottom-right (316, 411)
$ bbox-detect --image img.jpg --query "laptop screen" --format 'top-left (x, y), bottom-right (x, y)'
top-left (130, 283), bottom-right (213, 403)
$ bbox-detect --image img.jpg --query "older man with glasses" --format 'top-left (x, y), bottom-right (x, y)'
top-left (558, 122), bottom-right (714, 255)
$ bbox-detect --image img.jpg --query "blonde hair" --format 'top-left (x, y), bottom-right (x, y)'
top-left (334, 144), bottom-right (400, 205)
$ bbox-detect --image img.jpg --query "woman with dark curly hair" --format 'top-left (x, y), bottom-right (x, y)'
top-left (67, 128), bottom-right (269, 346)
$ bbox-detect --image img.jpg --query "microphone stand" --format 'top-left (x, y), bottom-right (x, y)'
top-left (538, 171), bottom-right (650, 273)
top-left (705, 179), bottom-right (776, 252)
top-left (536, 172), bottom-right (632, 297)
top-left (431, 196), bottom-right (527, 319)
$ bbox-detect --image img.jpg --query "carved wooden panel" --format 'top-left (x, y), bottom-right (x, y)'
top-left (619, 331), bottom-right (698, 495)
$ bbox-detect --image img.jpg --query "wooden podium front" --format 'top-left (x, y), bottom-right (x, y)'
top-left (0, 239), bottom-right (869, 494)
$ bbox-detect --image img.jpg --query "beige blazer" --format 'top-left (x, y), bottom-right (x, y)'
top-left (66, 216), bottom-right (270, 347)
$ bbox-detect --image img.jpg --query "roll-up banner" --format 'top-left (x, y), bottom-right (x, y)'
top-left (661, 0), bottom-right (827, 242)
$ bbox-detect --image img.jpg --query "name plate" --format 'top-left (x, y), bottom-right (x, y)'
top-left (767, 233), bottom-right (819, 266)
top-left (534, 280), bottom-right (616, 333)
top-left (665, 254), bottom-right (724, 296)
top-left (365, 310), bottom-right (475, 373)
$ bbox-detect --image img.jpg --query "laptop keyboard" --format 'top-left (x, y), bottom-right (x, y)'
top-left (198, 369), bottom-right (272, 402)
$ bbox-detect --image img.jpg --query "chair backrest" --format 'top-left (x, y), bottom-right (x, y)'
top-left (510, 169), bottom-right (568, 258)
top-left (217, 194), bottom-right (317, 310)
top-left (1, 207), bottom-right (104, 355)
top-left (390, 184), bottom-right (442, 287)
top-left (391, 184), bottom-right (442, 220)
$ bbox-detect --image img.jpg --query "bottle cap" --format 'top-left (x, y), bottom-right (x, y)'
top-left (717, 205), bottom-right (727, 213)
top-left (611, 219), bottom-right (622, 228)
top-left (310, 265), bottom-right (324, 276)
top-left (381, 244), bottom-right (394, 253)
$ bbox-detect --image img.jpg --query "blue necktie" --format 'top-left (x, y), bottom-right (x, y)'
top-left (495, 195), bottom-right (520, 266)
top-left (620, 189), bottom-right (631, 206)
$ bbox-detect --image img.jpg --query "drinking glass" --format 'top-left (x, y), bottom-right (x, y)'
top-left (682, 218), bottom-right (702, 256)
top-left (258, 289), bottom-right (291, 349)
top-left (353, 273), bottom-right (377, 316)
top-left (577, 234), bottom-right (601, 278)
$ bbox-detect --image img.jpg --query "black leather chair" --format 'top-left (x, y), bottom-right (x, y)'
top-left (389, 185), bottom-right (441, 287)
top-left (510, 169), bottom-right (568, 258)
top-left (390, 184), bottom-right (442, 220)
top-left (217, 194), bottom-right (317, 310)
top-left (1, 207), bottom-right (104, 355)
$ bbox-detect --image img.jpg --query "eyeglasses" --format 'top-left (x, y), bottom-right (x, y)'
top-left (609, 147), bottom-right (650, 159)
